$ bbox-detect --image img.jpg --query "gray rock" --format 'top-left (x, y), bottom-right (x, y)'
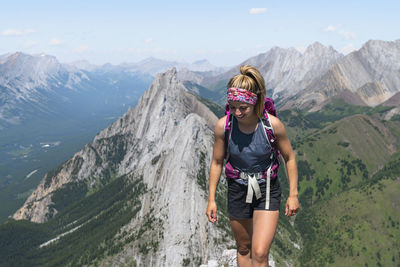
top-left (13, 68), bottom-right (234, 265)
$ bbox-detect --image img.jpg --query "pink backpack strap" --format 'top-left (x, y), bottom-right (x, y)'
top-left (261, 112), bottom-right (280, 180)
top-left (224, 111), bottom-right (233, 160)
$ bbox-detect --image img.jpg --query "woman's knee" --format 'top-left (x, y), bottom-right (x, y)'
top-left (252, 246), bottom-right (269, 262)
top-left (237, 240), bottom-right (251, 256)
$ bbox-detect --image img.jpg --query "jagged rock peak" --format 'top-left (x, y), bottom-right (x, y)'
top-left (266, 45), bottom-right (300, 56)
top-left (304, 41), bottom-right (339, 56)
top-left (359, 39), bottom-right (400, 59)
top-left (95, 67), bottom-right (216, 142)
top-left (0, 51), bottom-right (62, 76)
top-left (12, 67), bottom-right (226, 266)
top-left (13, 67), bottom-right (218, 224)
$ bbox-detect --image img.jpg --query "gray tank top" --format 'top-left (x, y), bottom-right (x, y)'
top-left (228, 117), bottom-right (272, 184)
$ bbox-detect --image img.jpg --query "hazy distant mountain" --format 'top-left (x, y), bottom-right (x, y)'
top-left (0, 52), bottom-right (153, 129)
top-left (67, 60), bottom-right (98, 72)
top-left (97, 57), bottom-right (229, 76)
top-left (188, 59), bottom-right (229, 73)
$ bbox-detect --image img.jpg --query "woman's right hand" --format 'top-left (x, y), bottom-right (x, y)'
top-left (206, 201), bottom-right (218, 223)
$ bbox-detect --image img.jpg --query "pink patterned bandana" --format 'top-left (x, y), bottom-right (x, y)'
top-left (227, 87), bottom-right (258, 105)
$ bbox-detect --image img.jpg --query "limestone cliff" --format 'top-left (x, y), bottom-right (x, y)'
top-left (14, 68), bottom-right (233, 266)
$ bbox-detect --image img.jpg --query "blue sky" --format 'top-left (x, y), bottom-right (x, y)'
top-left (1, 0), bottom-right (399, 66)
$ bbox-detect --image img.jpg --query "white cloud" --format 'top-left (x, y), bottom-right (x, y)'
top-left (24, 40), bottom-right (38, 48)
top-left (74, 45), bottom-right (89, 53)
top-left (338, 30), bottom-right (356, 40)
top-left (1, 29), bottom-right (35, 36)
top-left (49, 38), bottom-right (64, 46)
top-left (341, 43), bottom-right (356, 54)
top-left (249, 8), bottom-right (267, 14)
top-left (324, 25), bottom-right (336, 32)
top-left (144, 38), bottom-right (153, 43)
top-left (324, 25), bottom-right (356, 40)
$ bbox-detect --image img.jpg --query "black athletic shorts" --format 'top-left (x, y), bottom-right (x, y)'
top-left (227, 178), bottom-right (282, 220)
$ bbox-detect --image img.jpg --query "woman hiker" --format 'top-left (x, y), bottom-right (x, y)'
top-left (206, 65), bottom-right (300, 267)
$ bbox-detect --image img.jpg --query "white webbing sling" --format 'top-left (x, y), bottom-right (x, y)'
top-left (240, 161), bottom-right (273, 209)
top-left (262, 115), bottom-right (275, 210)
top-left (241, 172), bottom-right (262, 203)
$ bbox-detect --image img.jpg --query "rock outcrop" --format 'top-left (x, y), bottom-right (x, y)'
top-left (14, 68), bottom-right (233, 265)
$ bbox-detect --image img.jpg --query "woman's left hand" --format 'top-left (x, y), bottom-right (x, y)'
top-left (285, 196), bottom-right (300, 217)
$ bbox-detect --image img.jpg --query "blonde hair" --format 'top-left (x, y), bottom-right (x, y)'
top-left (227, 65), bottom-right (266, 118)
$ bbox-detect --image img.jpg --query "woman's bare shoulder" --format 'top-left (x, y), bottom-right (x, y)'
top-left (214, 115), bottom-right (227, 137)
top-left (267, 113), bottom-right (285, 135)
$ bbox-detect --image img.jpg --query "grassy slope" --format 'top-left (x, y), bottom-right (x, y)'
top-left (295, 153), bottom-right (400, 266)
top-left (294, 115), bottom-right (398, 202)
top-left (276, 101), bottom-right (400, 266)
top-left (289, 105), bottom-right (400, 266)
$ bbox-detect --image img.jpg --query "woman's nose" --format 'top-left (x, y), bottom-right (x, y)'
top-left (234, 109), bottom-right (242, 116)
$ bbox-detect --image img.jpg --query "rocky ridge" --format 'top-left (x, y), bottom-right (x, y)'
top-left (283, 40), bottom-right (400, 109)
top-left (0, 52), bottom-right (87, 101)
top-left (178, 40), bottom-right (400, 110)
top-left (185, 42), bottom-right (343, 96)
top-left (13, 68), bottom-right (234, 265)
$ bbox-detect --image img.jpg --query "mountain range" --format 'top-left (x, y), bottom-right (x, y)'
top-left (1, 39), bottom-right (400, 266)
top-left (180, 40), bottom-right (400, 112)
top-left (69, 57), bottom-right (229, 76)
top-left (0, 52), bottom-right (154, 129)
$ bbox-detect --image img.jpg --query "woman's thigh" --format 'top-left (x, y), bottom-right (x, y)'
top-left (252, 210), bottom-right (279, 255)
top-left (230, 218), bottom-right (253, 255)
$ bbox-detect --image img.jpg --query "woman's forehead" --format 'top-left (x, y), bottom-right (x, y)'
top-left (228, 101), bottom-right (252, 107)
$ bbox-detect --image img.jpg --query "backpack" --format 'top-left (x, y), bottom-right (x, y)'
top-left (224, 97), bottom-right (280, 180)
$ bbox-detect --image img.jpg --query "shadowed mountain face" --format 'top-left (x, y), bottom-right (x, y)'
top-left (10, 68), bottom-right (233, 266)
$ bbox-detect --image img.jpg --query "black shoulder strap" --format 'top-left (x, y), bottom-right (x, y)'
top-left (224, 114), bottom-right (233, 160)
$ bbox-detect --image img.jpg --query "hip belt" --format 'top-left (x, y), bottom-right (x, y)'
top-left (239, 164), bottom-right (272, 210)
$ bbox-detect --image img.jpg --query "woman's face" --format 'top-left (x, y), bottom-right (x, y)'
top-left (228, 101), bottom-right (255, 121)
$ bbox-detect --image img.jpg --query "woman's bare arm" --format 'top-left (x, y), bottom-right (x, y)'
top-left (206, 116), bottom-right (226, 223)
top-left (269, 114), bottom-right (300, 216)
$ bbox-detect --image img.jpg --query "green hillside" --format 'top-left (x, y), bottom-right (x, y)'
top-left (293, 114), bottom-right (398, 202)
top-left (0, 174), bottom-right (147, 266)
top-left (277, 101), bottom-right (400, 266)
top-left (295, 153), bottom-right (400, 266)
